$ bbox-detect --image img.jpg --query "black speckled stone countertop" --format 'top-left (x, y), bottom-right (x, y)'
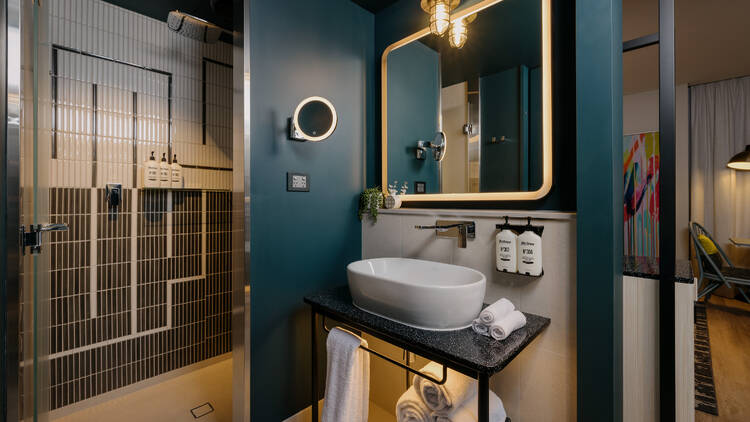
top-left (623, 256), bottom-right (694, 284)
top-left (304, 286), bottom-right (550, 376)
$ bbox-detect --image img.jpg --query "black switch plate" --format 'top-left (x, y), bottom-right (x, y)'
top-left (287, 172), bottom-right (310, 192)
top-left (415, 181), bottom-right (426, 194)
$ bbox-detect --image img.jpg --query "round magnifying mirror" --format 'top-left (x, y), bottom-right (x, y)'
top-left (290, 96), bottom-right (337, 142)
top-left (431, 131), bottom-right (447, 162)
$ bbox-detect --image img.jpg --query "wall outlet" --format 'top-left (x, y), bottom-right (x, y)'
top-left (287, 172), bottom-right (310, 192)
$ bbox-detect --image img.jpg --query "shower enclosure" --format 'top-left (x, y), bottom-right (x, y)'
top-left (1, 0), bottom-right (249, 420)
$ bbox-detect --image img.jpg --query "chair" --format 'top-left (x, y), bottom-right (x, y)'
top-left (690, 221), bottom-right (750, 303)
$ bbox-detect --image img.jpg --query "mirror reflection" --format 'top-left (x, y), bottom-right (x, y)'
top-left (386, 0), bottom-right (543, 194)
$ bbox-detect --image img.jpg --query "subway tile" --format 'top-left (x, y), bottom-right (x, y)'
top-left (361, 214), bottom-right (402, 258)
top-left (400, 215), bottom-right (454, 263)
top-left (35, 0), bottom-right (236, 411)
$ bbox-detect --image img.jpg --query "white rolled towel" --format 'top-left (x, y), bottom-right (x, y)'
top-left (478, 298), bottom-right (515, 324)
top-left (431, 391), bottom-right (507, 422)
top-left (396, 386), bottom-right (431, 422)
top-left (471, 319), bottom-right (488, 336)
top-left (489, 310), bottom-right (527, 341)
top-left (413, 362), bottom-right (477, 412)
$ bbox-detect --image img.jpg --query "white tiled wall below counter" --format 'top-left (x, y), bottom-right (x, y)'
top-left (362, 209), bottom-right (577, 422)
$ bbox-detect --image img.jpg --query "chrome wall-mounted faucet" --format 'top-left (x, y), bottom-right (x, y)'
top-left (414, 220), bottom-right (475, 248)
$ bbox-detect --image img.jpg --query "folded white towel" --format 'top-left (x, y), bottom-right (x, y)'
top-left (321, 327), bottom-right (370, 422)
top-left (413, 362), bottom-right (477, 412)
top-left (431, 391), bottom-right (507, 422)
top-left (489, 310), bottom-right (527, 341)
top-left (478, 298), bottom-right (515, 324)
top-left (396, 386), bottom-right (432, 422)
top-left (471, 319), bottom-right (488, 336)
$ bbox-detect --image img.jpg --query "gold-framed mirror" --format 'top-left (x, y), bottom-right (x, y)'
top-left (381, 0), bottom-right (552, 202)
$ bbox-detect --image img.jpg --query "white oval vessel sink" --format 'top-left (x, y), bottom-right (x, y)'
top-left (347, 258), bottom-right (486, 331)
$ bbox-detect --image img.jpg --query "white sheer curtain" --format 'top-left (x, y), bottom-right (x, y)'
top-left (690, 76), bottom-right (750, 265)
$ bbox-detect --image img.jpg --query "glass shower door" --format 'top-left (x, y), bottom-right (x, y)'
top-left (10, 0), bottom-right (246, 420)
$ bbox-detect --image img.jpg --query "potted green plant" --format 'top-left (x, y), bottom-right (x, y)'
top-left (358, 187), bottom-right (383, 222)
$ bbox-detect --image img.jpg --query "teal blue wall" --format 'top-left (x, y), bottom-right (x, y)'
top-left (478, 65), bottom-right (542, 192)
top-left (479, 66), bottom-right (527, 192)
top-left (386, 42), bottom-right (440, 194)
top-left (249, 0), bottom-right (374, 420)
top-left (246, 1), bottom-right (621, 420)
top-left (477, 65), bottom-right (542, 193)
top-left (371, 0), bottom-right (426, 189)
top-left (575, 0), bottom-right (623, 420)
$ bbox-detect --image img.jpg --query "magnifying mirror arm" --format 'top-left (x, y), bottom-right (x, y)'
top-left (431, 130), bottom-right (447, 161)
top-left (416, 140), bottom-right (429, 160)
top-left (415, 131), bottom-right (447, 161)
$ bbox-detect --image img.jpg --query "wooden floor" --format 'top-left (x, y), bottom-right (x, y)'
top-left (696, 297), bottom-right (750, 422)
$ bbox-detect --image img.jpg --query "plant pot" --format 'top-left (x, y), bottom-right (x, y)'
top-left (384, 194), bottom-right (402, 209)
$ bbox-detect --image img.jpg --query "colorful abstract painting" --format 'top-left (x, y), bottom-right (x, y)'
top-left (624, 132), bottom-right (660, 257)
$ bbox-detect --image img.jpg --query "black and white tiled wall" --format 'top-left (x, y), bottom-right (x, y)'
top-left (24, 0), bottom-right (237, 411)
top-left (47, 188), bottom-right (233, 409)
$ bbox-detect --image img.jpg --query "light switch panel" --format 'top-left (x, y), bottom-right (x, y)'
top-left (287, 172), bottom-right (310, 192)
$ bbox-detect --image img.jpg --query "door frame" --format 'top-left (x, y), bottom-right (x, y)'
top-left (1, 0), bottom-right (22, 420)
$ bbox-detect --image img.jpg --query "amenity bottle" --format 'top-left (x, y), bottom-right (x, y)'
top-left (144, 151), bottom-right (159, 188)
top-left (171, 154), bottom-right (183, 188)
top-left (496, 228), bottom-right (518, 273)
top-left (517, 229), bottom-right (543, 276)
top-left (159, 153), bottom-right (171, 188)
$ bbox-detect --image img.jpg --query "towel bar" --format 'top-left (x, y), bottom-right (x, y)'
top-left (321, 315), bottom-right (448, 385)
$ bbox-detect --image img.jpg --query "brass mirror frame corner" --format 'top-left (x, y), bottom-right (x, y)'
top-left (380, 0), bottom-right (553, 202)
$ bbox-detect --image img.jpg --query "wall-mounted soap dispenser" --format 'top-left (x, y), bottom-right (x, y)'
top-left (517, 218), bottom-right (543, 276)
top-left (496, 217), bottom-right (518, 273)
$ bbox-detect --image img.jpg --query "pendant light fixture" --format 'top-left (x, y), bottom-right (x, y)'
top-left (448, 17), bottom-right (467, 48)
top-left (448, 14), bottom-right (476, 49)
top-left (727, 145), bottom-right (750, 170)
top-left (421, 0), bottom-right (460, 36)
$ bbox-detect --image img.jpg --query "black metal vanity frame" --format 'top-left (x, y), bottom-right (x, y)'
top-left (306, 287), bottom-right (550, 422)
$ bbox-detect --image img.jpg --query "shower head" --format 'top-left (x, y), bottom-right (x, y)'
top-left (167, 10), bottom-right (229, 44)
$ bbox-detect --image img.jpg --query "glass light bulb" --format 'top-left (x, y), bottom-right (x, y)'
top-left (449, 18), bottom-right (468, 48)
top-left (430, 1), bottom-right (450, 36)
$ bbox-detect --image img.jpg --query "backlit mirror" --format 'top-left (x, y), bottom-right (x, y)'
top-left (382, 0), bottom-right (552, 201)
top-left (289, 96), bottom-right (338, 142)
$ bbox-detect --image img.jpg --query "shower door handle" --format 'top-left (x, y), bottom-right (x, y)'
top-left (38, 223), bottom-right (68, 232)
top-left (20, 223), bottom-right (68, 255)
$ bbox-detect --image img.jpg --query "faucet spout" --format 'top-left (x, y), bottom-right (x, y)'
top-left (414, 223), bottom-right (462, 231)
top-left (413, 220), bottom-right (475, 248)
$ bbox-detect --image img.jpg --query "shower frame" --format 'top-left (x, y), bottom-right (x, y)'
top-left (0, 0), bottom-right (251, 420)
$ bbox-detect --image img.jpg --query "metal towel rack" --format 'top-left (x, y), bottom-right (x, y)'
top-left (322, 316), bottom-right (448, 385)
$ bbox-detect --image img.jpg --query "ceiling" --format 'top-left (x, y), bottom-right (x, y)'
top-left (104, 0), bottom-right (750, 93)
top-left (351, 0), bottom-right (401, 13)
top-left (624, 0), bottom-right (750, 94)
